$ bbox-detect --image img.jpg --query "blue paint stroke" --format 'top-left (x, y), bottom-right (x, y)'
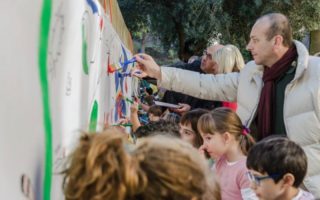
top-left (114, 99), bottom-right (126, 120)
top-left (120, 57), bottom-right (136, 67)
top-left (119, 46), bottom-right (128, 91)
top-left (118, 72), bottom-right (131, 78)
top-left (121, 99), bottom-right (127, 117)
top-left (86, 0), bottom-right (98, 14)
top-left (115, 71), bottom-right (120, 91)
top-left (121, 45), bottom-right (129, 72)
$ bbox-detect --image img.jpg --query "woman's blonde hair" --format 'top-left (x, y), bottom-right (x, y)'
top-left (63, 128), bottom-right (220, 200)
top-left (213, 44), bottom-right (245, 74)
top-left (198, 107), bottom-right (255, 156)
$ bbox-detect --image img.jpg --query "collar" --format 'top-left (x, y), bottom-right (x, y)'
top-left (292, 40), bottom-right (309, 81)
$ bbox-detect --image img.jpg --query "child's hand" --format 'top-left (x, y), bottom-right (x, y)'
top-left (130, 101), bottom-right (139, 114)
top-left (135, 97), bottom-right (141, 104)
top-left (199, 145), bottom-right (208, 159)
top-left (117, 118), bottom-right (129, 124)
top-left (114, 118), bottom-right (130, 134)
top-left (199, 145), bottom-right (211, 159)
top-left (199, 145), bottom-right (206, 155)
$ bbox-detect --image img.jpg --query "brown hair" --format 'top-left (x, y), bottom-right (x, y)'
top-left (63, 128), bottom-right (221, 200)
top-left (197, 107), bottom-right (255, 155)
top-left (180, 109), bottom-right (209, 148)
top-left (134, 120), bottom-right (180, 138)
top-left (147, 105), bottom-right (163, 117)
top-left (259, 13), bottom-right (293, 47)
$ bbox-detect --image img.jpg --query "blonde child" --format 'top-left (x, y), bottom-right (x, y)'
top-left (198, 107), bottom-right (257, 200)
top-left (63, 128), bottom-right (221, 200)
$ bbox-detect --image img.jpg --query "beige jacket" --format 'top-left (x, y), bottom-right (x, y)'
top-left (158, 40), bottom-right (320, 197)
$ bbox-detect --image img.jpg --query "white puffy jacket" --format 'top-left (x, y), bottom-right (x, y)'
top-left (158, 40), bottom-right (320, 197)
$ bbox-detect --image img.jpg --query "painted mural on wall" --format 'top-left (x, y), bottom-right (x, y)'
top-left (0, 0), bottom-right (135, 199)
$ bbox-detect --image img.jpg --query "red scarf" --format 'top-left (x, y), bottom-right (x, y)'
top-left (257, 45), bottom-right (298, 140)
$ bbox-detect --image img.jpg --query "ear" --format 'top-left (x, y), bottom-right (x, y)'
top-left (281, 173), bottom-right (295, 188)
top-left (273, 35), bottom-right (283, 48)
top-left (222, 131), bottom-right (232, 143)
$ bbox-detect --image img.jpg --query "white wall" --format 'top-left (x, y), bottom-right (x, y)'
top-left (0, 0), bottom-right (135, 199)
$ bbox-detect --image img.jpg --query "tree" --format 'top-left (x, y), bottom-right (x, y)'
top-left (211, 0), bottom-right (320, 60)
top-left (119, 0), bottom-right (217, 61)
top-left (119, 0), bottom-right (320, 61)
top-left (117, 0), bottom-right (152, 53)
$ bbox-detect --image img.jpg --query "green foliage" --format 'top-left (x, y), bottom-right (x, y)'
top-left (118, 0), bottom-right (151, 40)
top-left (209, 0), bottom-right (320, 60)
top-left (119, 0), bottom-right (320, 61)
top-left (119, 0), bottom-right (216, 61)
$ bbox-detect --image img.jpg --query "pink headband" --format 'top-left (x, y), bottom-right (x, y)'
top-left (242, 126), bottom-right (250, 136)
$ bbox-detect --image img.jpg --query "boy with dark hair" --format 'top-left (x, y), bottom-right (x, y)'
top-left (246, 136), bottom-right (314, 200)
top-left (147, 105), bottom-right (163, 122)
top-left (134, 120), bottom-right (180, 139)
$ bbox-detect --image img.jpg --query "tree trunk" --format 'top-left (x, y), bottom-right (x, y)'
top-left (140, 32), bottom-right (147, 53)
top-left (310, 30), bottom-right (320, 55)
top-left (173, 20), bottom-right (186, 61)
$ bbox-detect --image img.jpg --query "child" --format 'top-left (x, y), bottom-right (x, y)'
top-left (130, 101), bottom-right (163, 131)
top-left (147, 105), bottom-right (163, 122)
top-left (246, 136), bottom-right (315, 200)
top-left (134, 119), bottom-right (180, 139)
top-left (62, 128), bottom-right (221, 200)
top-left (180, 108), bottom-right (209, 148)
top-left (162, 111), bottom-right (181, 124)
top-left (198, 107), bottom-right (257, 200)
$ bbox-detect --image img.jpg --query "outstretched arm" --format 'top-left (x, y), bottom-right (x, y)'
top-left (134, 53), bottom-right (162, 80)
top-left (130, 102), bottom-right (141, 132)
top-left (159, 67), bottom-right (240, 102)
top-left (134, 53), bottom-right (239, 102)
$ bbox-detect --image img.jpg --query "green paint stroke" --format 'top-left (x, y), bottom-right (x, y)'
top-left (89, 101), bottom-right (99, 132)
top-left (82, 24), bottom-right (89, 75)
top-left (39, 0), bottom-right (52, 199)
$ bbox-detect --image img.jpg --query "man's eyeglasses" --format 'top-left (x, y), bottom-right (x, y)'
top-left (246, 171), bottom-right (281, 186)
top-left (203, 50), bottom-right (212, 60)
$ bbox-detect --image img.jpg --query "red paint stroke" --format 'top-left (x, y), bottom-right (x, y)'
top-left (108, 64), bottom-right (121, 73)
top-left (116, 90), bottom-right (123, 101)
top-left (117, 103), bottom-right (123, 118)
top-left (103, 0), bottom-right (107, 12)
top-left (99, 17), bottom-right (103, 31)
top-left (108, 63), bottom-right (122, 73)
top-left (108, 64), bottom-right (116, 73)
top-left (107, 55), bottom-right (110, 74)
top-left (125, 78), bottom-right (128, 93)
top-left (109, 0), bottom-right (113, 23)
top-left (116, 91), bottom-right (124, 118)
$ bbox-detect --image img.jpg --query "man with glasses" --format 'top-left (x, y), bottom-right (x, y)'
top-left (246, 136), bottom-right (314, 200)
top-left (200, 44), bottom-right (224, 74)
top-left (134, 13), bottom-right (320, 197)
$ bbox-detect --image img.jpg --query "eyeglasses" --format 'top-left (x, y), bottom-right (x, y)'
top-left (246, 171), bottom-right (281, 186)
top-left (203, 50), bottom-right (212, 60)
